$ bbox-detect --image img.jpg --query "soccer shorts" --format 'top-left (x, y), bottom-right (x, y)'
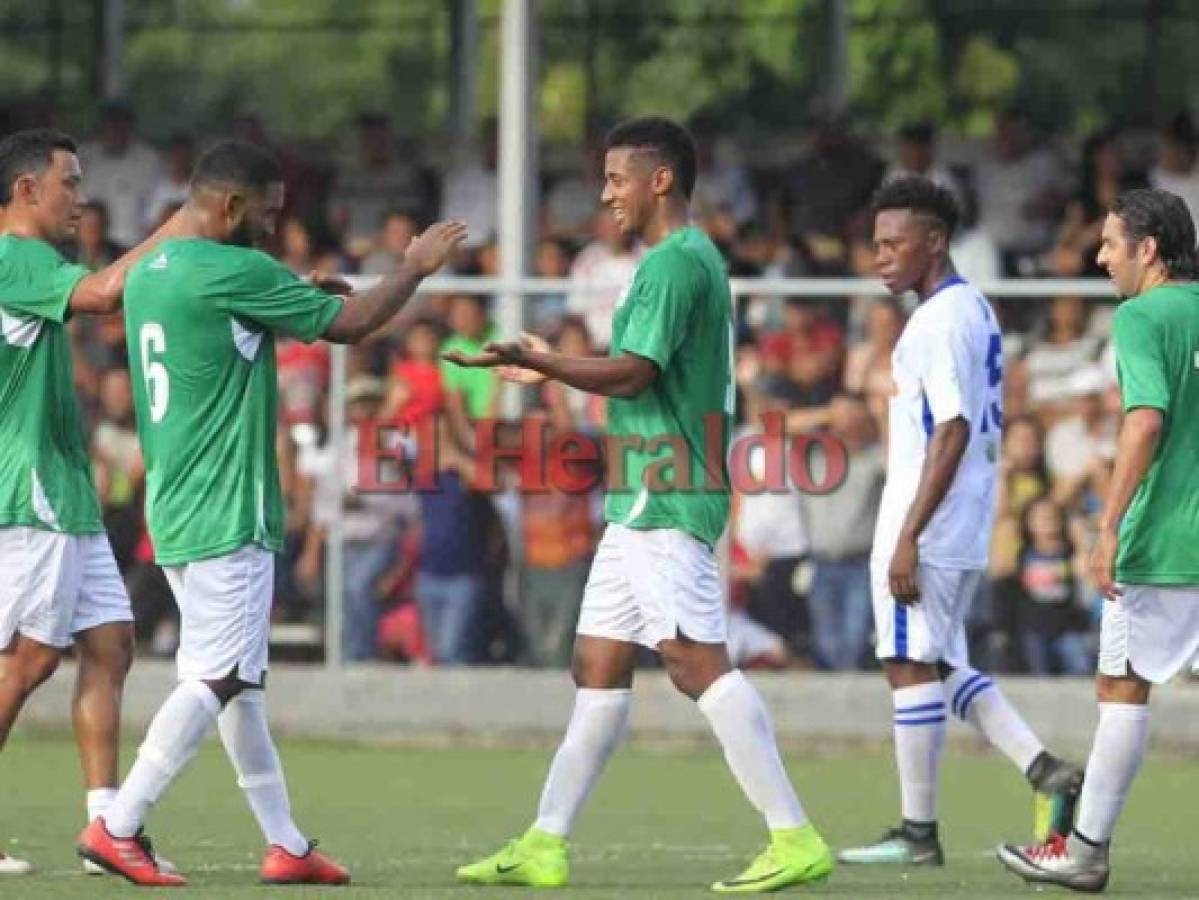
top-left (871, 559), bottom-right (981, 667)
top-left (0, 526), bottom-right (133, 650)
top-left (575, 524), bottom-right (725, 649)
top-left (1098, 584), bottom-right (1199, 684)
top-left (163, 544), bottom-right (274, 684)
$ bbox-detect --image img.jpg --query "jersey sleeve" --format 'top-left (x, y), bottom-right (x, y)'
top-left (616, 250), bottom-right (697, 370)
top-left (0, 245), bottom-right (89, 324)
top-left (919, 313), bottom-right (972, 426)
top-left (220, 250), bottom-right (343, 343)
top-left (1113, 304), bottom-right (1169, 412)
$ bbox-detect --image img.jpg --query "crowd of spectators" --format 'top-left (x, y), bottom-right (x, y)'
top-left (25, 97), bottom-right (1199, 674)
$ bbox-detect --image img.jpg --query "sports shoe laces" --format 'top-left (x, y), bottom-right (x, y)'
top-left (1025, 833), bottom-right (1067, 862)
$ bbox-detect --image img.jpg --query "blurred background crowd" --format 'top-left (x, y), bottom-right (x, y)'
top-left (31, 96), bottom-right (1195, 675)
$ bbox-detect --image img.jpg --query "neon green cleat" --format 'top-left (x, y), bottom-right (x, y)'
top-left (713, 824), bottom-right (834, 893)
top-left (456, 827), bottom-right (569, 888)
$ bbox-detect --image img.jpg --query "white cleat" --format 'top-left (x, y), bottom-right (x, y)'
top-left (0, 852), bottom-right (35, 875)
top-left (996, 834), bottom-right (1109, 893)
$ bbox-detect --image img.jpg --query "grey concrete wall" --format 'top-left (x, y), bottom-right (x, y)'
top-left (17, 661), bottom-right (1199, 753)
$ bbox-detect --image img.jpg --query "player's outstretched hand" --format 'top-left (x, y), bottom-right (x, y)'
top-left (496, 332), bottom-right (550, 384)
top-left (443, 333), bottom-right (548, 383)
top-left (404, 220), bottom-right (468, 276)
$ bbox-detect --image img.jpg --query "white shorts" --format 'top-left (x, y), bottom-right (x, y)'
top-left (1098, 584), bottom-right (1199, 684)
top-left (871, 560), bottom-right (980, 667)
top-left (163, 544), bottom-right (274, 683)
top-left (576, 524), bottom-right (725, 650)
top-left (0, 526), bottom-right (132, 649)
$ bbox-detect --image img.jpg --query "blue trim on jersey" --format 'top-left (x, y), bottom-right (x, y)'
top-left (951, 673), bottom-right (986, 717)
top-left (894, 602), bottom-right (908, 658)
top-left (921, 391), bottom-right (934, 438)
top-left (895, 701), bottom-right (945, 715)
top-left (931, 274), bottom-right (967, 296)
top-left (894, 715), bottom-right (946, 726)
top-left (958, 679), bottom-right (994, 717)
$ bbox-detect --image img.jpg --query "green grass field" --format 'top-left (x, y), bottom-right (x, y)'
top-left (2, 736), bottom-right (1196, 898)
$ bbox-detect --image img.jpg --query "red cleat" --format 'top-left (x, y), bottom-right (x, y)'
top-left (76, 817), bottom-right (186, 887)
top-left (261, 842), bottom-right (350, 885)
top-left (261, 841), bottom-right (350, 885)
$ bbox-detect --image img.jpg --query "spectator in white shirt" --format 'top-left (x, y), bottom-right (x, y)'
top-left (143, 132), bottom-right (195, 234)
top-left (78, 101), bottom-right (162, 247)
top-left (565, 210), bottom-right (641, 349)
top-left (440, 119), bottom-right (498, 250)
top-left (1149, 112), bottom-right (1199, 227)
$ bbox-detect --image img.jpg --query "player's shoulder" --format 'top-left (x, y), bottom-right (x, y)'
top-left (922, 278), bottom-right (992, 327)
top-left (0, 234), bottom-right (65, 269)
top-left (638, 228), bottom-right (713, 280)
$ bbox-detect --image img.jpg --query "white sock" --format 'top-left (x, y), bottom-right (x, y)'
top-left (218, 690), bottom-right (309, 856)
top-left (533, 688), bottom-right (631, 837)
top-left (892, 682), bottom-right (947, 824)
top-left (87, 788), bottom-right (118, 823)
top-left (698, 670), bottom-right (808, 830)
top-left (1071, 702), bottom-right (1150, 848)
top-left (104, 681), bottom-right (221, 838)
top-left (944, 667), bottom-right (1044, 774)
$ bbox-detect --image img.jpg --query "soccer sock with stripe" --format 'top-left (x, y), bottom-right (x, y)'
top-left (533, 688), bottom-right (632, 836)
top-left (1070, 702), bottom-right (1150, 853)
top-left (104, 681), bottom-right (221, 838)
top-left (217, 689), bottom-right (309, 856)
top-left (892, 682), bottom-right (947, 825)
top-left (698, 670), bottom-right (808, 830)
top-left (943, 666), bottom-right (1043, 774)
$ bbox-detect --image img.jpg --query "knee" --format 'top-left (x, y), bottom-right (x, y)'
top-left (570, 645), bottom-right (633, 690)
top-left (884, 659), bottom-right (939, 690)
top-left (1095, 673), bottom-right (1150, 705)
top-left (22, 649), bottom-right (61, 693)
top-left (660, 647), bottom-right (728, 701)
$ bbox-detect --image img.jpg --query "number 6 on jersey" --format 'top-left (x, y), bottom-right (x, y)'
top-left (139, 322), bottom-right (169, 423)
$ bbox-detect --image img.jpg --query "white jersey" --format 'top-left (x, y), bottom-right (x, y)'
top-left (872, 276), bottom-right (1002, 571)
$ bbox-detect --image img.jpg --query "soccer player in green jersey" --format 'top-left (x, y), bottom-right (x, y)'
top-left (0, 128), bottom-right (184, 877)
top-left (76, 141), bottom-right (464, 887)
top-left (447, 117), bottom-right (832, 893)
top-left (998, 189), bottom-right (1199, 892)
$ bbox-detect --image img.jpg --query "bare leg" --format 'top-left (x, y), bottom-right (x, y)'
top-left (72, 622), bottom-right (134, 790)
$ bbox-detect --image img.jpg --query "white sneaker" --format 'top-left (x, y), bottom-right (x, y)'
top-left (996, 833), bottom-right (1109, 893)
top-left (0, 852), bottom-right (35, 875)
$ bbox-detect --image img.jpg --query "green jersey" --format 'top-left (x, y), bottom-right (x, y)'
top-left (1114, 283), bottom-right (1199, 584)
top-left (603, 226), bottom-right (732, 547)
top-left (0, 235), bottom-right (103, 534)
top-left (124, 239), bottom-right (342, 564)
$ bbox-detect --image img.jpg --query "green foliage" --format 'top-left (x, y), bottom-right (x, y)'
top-left (0, 0), bottom-right (1196, 143)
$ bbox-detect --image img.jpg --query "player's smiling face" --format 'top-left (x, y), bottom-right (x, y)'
top-left (601, 147), bottom-right (653, 237)
top-left (1097, 212), bottom-right (1144, 299)
top-left (873, 208), bottom-right (935, 295)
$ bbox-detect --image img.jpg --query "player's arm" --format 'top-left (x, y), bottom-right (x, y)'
top-left (1090, 305), bottom-right (1168, 600)
top-left (444, 338), bottom-right (658, 399)
top-left (889, 320), bottom-right (972, 603)
top-left (322, 221), bottom-right (465, 344)
top-left (889, 417), bottom-right (970, 603)
top-left (68, 209), bottom-right (186, 315)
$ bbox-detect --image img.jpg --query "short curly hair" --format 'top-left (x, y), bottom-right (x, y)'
top-left (871, 175), bottom-right (960, 238)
